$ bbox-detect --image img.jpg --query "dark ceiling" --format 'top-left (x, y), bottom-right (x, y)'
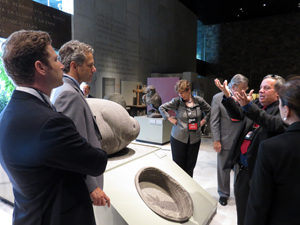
top-left (179, 0), bottom-right (300, 25)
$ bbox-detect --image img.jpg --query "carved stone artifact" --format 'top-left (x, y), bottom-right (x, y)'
top-left (103, 93), bottom-right (127, 109)
top-left (142, 85), bottom-right (162, 118)
top-left (87, 98), bottom-right (140, 155)
top-left (135, 167), bottom-right (194, 222)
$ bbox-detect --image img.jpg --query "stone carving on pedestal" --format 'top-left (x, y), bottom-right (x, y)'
top-left (103, 93), bottom-right (126, 109)
top-left (142, 85), bottom-right (162, 118)
top-left (86, 98), bottom-right (140, 155)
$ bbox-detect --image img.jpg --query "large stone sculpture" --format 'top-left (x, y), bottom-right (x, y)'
top-left (86, 98), bottom-right (140, 155)
top-left (142, 85), bottom-right (162, 118)
top-left (103, 93), bottom-right (126, 109)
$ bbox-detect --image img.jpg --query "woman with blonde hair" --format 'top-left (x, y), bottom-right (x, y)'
top-left (159, 79), bottom-right (211, 177)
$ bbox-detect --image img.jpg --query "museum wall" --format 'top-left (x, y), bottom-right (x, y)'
top-left (198, 12), bottom-right (300, 92)
top-left (73, 0), bottom-right (197, 98)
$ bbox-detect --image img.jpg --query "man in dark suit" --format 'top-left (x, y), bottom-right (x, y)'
top-left (83, 84), bottom-right (94, 98)
top-left (245, 77), bottom-right (300, 225)
top-left (51, 40), bottom-right (109, 207)
top-left (0, 30), bottom-right (108, 225)
top-left (210, 74), bottom-right (249, 206)
top-left (215, 75), bottom-right (288, 225)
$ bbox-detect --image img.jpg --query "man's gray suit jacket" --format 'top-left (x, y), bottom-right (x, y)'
top-left (51, 76), bottom-right (103, 192)
top-left (210, 92), bottom-right (242, 150)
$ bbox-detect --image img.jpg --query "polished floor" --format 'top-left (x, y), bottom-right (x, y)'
top-left (0, 136), bottom-right (237, 224)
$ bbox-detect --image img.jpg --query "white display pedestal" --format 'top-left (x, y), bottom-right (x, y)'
top-left (94, 143), bottom-right (217, 225)
top-left (0, 143), bottom-right (217, 225)
top-left (134, 116), bottom-right (173, 144)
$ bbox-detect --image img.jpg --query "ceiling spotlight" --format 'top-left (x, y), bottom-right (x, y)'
top-left (240, 8), bottom-right (243, 10)
top-left (263, 4), bottom-right (266, 6)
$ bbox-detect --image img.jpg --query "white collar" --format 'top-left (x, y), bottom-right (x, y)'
top-left (16, 86), bottom-right (52, 107)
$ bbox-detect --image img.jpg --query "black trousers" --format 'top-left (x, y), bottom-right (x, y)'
top-left (234, 166), bottom-right (250, 225)
top-left (170, 136), bottom-right (201, 177)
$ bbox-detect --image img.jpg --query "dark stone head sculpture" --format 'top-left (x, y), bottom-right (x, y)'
top-left (142, 85), bottom-right (162, 118)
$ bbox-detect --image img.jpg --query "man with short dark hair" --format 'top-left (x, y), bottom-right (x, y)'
top-left (0, 30), bottom-right (107, 225)
top-left (215, 75), bottom-right (287, 225)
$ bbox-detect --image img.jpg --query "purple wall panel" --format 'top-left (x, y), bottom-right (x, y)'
top-left (147, 77), bottom-right (180, 117)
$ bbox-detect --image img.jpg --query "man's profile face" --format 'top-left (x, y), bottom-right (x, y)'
top-left (83, 85), bottom-right (90, 96)
top-left (77, 53), bottom-right (96, 83)
top-left (259, 78), bottom-right (278, 106)
top-left (232, 82), bottom-right (248, 95)
top-left (45, 45), bottom-right (64, 89)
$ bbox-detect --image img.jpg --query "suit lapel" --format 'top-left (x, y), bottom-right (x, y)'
top-left (63, 77), bottom-right (102, 140)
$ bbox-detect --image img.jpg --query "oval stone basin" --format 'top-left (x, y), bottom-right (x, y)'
top-left (135, 167), bottom-right (193, 222)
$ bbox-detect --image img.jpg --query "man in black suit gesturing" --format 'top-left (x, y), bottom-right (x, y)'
top-left (214, 75), bottom-right (287, 225)
top-left (0, 30), bottom-right (108, 225)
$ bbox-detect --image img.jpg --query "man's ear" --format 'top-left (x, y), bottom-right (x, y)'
top-left (275, 91), bottom-right (279, 100)
top-left (285, 105), bottom-right (291, 118)
top-left (282, 105), bottom-right (290, 119)
top-left (70, 61), bottom-right (77, 71)
top-left (35, 61), bottom-right (46, 76)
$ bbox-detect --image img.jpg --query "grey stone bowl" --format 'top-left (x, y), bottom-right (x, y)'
top-left (135, 167), bottom-right (193, 222)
